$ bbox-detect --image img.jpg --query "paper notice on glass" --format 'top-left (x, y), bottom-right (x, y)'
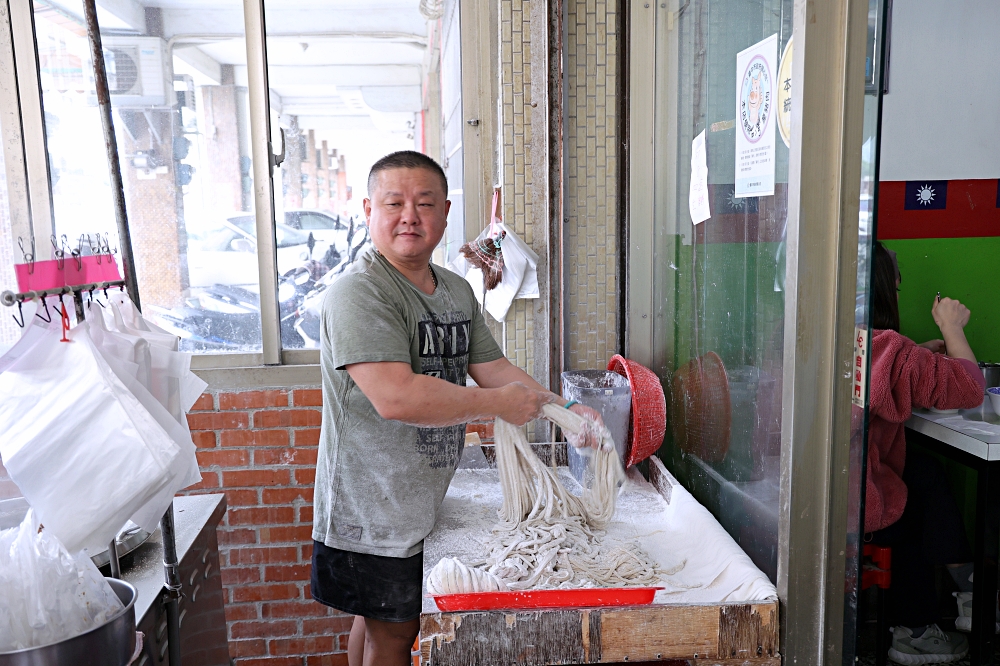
top-left (689, 130), bottom-right (711, 224)
top-left (735, 33), bottom-right (778, 198)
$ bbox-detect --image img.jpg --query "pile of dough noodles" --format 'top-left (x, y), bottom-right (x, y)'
top-left (426, 403), bottom-right (662, 594)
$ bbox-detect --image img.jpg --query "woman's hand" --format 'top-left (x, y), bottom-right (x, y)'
top-left (918, 339), bottom-right (946, 354)
top-left (930, 296), bottom-right (977, 364)
top-left (932, 296), bottom-right (971, 332)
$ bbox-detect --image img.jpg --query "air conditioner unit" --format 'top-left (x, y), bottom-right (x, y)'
top-left (89, 36), bottom-right (171, 108)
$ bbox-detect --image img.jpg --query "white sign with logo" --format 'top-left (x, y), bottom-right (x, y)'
top-left (735, 33), bottom-right (777, 198)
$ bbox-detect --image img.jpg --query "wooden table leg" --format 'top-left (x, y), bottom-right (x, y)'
top-left (971, 461), bottom-right (1000, 665)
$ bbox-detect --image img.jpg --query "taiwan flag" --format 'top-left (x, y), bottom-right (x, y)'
top-left (903, 181), bottom-right (948, 210)
top-left (877, 178), bottom-right (1000, 239)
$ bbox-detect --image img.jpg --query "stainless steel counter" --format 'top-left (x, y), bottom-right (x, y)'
top-left (906, 402), bottom-right (1000, 460)
top-left (115, 494), bottom-right (229, 666)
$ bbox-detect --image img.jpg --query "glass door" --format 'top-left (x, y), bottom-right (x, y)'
top-left (842, 0), bottom-right (889, 661)
top-left (630, 0), bottom-right (876, 660)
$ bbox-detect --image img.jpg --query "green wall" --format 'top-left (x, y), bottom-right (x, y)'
top-left (883, 237), bottom-right (1000, 363)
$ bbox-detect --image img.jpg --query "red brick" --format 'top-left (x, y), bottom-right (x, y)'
top-left (264, 564), bottom-right (310, 582)
top-left (302, 543), bottom-right (313, 560)
top-left (293, 468), bottom-right (316, 486)
top-left (218, 528), bottom-right (257, 546)
top-left (298, 505), bottom-right (313, 523)
top-left (338, 634), bottom-right (349, 651)
top-left (262, 601), bottom-right (328, 619)
top-left (260, 525), bottom-right (312, 543)
top-left (224, 603), bottom-right (258, 623)
top-left (229, 638), bottom-right (266, 657)
top-left (192, 431), bottom-right (217, 449)
top-left (303, 617), bottom-right (353, 635)
top-left (190, 393), bottom-right (215, 411)
top-left (254, 447), bottom-right (318, 466)
top-left (232, 583), bottom-right (300, 603)
top-left (188, 411), bottom-right (249, 431)
top-left (230, 619), bottom-right (298, 640)
top-left (229, 546), bottom-right (298, 565)
top-left (466, 422), bottom-right (494, 440)
top-left (221, 429), bottom-right (290, 448)
top-left (223, 489), bottom-right (259, 507)
top-left (262, 488), bottom-right (310, 505)
top-left (197, 449), bottom-right (249, 468)
top-left (306, 656), bottom-right (350, 666)
top-left (223, 469), bottom-right (291, 488)
top-left (254, 409), bottom-right (322, 428)
top-left (240, 659), bottom-right (302, 666)
top-left (270, 636), bottom-right (335, 656)
top-left (293, 389), bottom-right (323, 407)
top-left (294, 428), bottom-right (321, 446)
top-left (220, 390), bottom-right (290, 411)
top-left (229, 507), bottom-right (295, 526)
top-left (221, 566), bottom-right (261, 585)
top-left (186, 472), bottom-right (220, 491)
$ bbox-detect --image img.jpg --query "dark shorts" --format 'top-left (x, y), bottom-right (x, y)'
top-left (310, 541), bottom-right (423, 622)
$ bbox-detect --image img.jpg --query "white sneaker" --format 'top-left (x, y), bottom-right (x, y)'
top-left (952, 591), bottom-right (1000, 633)
top-left (888, 624), bottom-right (968, 665)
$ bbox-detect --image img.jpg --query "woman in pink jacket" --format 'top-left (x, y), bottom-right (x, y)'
top-left (867, 242), bottom-right (986, 664)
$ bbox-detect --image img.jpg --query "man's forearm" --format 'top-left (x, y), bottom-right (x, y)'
top-left (373, 373), bottom-right (507, 427)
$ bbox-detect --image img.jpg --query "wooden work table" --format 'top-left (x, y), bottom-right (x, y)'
top-left (419, 452), bottom-right (780, 666)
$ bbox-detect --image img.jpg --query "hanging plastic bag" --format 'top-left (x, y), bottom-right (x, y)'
top-left (104, 293), bottom-right (207, 422)
top-left (462, 190), bottom-right (540, 321)
top-left (0, 508), bottom-right (124, 652)
top-left (0, 319), bottom-right (192, 553)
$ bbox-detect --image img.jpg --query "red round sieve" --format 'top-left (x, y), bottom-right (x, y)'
top-left (669, 351), bottom-right (731, 463)
top-left (607, 355), bottom-right (667, 467)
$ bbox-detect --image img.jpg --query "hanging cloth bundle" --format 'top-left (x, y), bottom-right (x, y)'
top-left (459, 189), bottom-right (506, 290)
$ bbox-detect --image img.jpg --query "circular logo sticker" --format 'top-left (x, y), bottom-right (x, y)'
top-left (739, 55), bottom-right (772, 143)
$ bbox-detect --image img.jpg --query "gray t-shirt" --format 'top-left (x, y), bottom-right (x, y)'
top-left (313, 249), bottom-right (504, 557)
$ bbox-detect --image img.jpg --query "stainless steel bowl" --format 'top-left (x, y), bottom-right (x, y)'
top-left (0, 578), bottom-right (137, 666)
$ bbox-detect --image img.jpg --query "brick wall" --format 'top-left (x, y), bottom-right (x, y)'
top-left (183, 387), bottom-right (355, 666)
top-left (183, 386), bottom-right (422, 666)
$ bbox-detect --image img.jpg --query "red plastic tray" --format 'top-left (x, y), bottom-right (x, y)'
top-left (431, 587), bottom-right (663, 612)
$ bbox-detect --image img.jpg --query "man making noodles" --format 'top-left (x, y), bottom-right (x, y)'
top-left (310, 150), bottom-right (602, 666)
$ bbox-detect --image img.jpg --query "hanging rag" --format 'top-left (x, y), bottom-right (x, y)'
top-left (459, 190), bottom-right (506, 290)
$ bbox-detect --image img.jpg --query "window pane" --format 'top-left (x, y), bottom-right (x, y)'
top-left (653, 1), bottom-right (793, 582)
top-left (264, 0), bottom-right (465, 349)
top-left (35, 1), bottom-right (262, 352)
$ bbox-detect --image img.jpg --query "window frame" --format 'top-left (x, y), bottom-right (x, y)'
top-left (1, 0), bottom-right (494, 382)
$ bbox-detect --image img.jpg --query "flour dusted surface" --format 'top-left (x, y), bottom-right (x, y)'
top-left (421, 465), bottom-right (777, 612)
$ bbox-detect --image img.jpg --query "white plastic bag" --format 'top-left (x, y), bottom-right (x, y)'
top-left (463, 191), bottom-right (540, 321)
top-left (0, 319), bottom-right (190, 552)
top-left (0, 509), bottom-right (123, 652)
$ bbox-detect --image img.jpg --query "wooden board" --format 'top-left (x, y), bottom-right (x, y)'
top-left (420, 601), bottom-right (779, 665)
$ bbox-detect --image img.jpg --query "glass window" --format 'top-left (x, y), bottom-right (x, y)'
top-left (263, 0), bottom-right (466, 349)
top-left (35, 1), bottom-right (261, 353)
top-left (652, 1), bottom-right (793, 582)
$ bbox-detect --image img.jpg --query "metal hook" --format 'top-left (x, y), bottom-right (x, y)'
top-left (18, 237), bottom-right (35, 273)
top-left (12, 300), bottom-right (24, 328)
top-left (68, 235), bottom-right (82, 270)
top-left (35, 297), bottom-right (52, 323)
top-left (51, 235), bottom-right (66, 270)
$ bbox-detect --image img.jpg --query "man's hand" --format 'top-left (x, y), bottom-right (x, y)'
top-left (565, 404), bottom-right (608, 450)
top-left (497, 382), bottom-right (557, 426)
